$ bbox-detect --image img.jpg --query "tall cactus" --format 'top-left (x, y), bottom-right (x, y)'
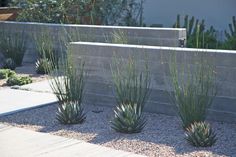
top-left (225, 16), bottom-right (236, 39)
top-left (224, 16), bottom-right (236, 50)
top-left (173, 14), bottom-right (218, 49)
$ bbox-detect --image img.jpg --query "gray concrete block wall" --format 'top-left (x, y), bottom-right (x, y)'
top-left (70, 42), bottom-right (236, 123)
top-left (0, 21), bottom-right (186, 64)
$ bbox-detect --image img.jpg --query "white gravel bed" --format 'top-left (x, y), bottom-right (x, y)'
top-left (0, 103), bottom-right (235, 157)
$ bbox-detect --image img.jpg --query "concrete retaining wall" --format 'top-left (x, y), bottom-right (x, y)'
top-left (0, 21), bottom-right (186, 64)
top-left (70, 42), bottom-right (236, 123)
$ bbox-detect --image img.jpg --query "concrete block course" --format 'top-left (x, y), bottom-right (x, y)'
top-left (0, 21), bottom-right (186, 64)
top-left (70, 42), bottom-right (236, 123)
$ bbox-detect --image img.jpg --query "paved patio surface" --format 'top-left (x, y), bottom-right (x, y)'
top-left (0, 124), bottom-right (145, 157)
top-left (0, 88), bottom-right (57, 116)
top-left (19, 80), bottom-right (53, 93)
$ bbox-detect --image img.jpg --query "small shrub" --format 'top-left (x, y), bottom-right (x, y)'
top-left (169, 54), bottom-right (216, 129)
top-left (0, 30), bottom-right (26, 66)
top-left (56, 101), bottom-right (86, 124)
top-left (111, 103), bottom-right (146, 134)
top-left (35, 58), bottom-right (52, 74)
top-left (3, 58), bottom-right (16, 70)
top-left (0, 69), bottom-right (16, 79)
top-left (185, 122), bottom-right (217, 147)
top-left (49, 51), bottom-right (86, 125)
top-left (7, 76), bottom-right (32, 86)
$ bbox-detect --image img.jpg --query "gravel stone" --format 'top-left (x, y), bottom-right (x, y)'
top-left (0, 104), bottom-right (235, 157)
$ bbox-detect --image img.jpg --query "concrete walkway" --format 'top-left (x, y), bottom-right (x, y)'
top-left (0, 88), bottom-right (57, 116)
top-left (19, 80), bottom-right (53, 93)
top-left (0, 124), bottom-right (145, 157)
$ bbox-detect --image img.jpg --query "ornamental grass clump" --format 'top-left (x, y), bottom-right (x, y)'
top-left (185, 121), bottom-right (217, 147)
top-left (111, 30), bottom-right (128, 44)
top-left (34, 30), bottom-right (58, 74)
top-left (49, 51), bottom-right (86, 125)
top-left (169, 54), bottom-right (217, 129)
top-left (35, 58), bottom-right (52, 74)
top-left (111, 55), bottom-right (151, 133)
top-left (0, 30), bottom-right (26, 66)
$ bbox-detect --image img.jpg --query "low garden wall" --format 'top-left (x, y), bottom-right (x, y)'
top-left (70, 42), bottom-right (236, 123)
top-left (0, 21), bottom-right (186, 64)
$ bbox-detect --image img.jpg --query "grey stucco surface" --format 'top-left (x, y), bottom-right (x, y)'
top-left (70, 42), bottom-right (236, 123)
top-left (0, 21), bottom-right (186, 64)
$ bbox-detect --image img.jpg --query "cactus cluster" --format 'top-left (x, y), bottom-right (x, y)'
top-left (173, 14), bottom-right (218, 49)
top-left (224, 16), bottom-right (236, 50)
top-left (185, 122), bottom-right (217, 147)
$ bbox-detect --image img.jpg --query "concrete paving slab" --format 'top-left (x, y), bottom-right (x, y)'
top-left (18, 80), bottom-right (53, 93)
top-left (0, 124), bottom-right (146, 157)
top-left (0, 88), bottom-right (57, 116)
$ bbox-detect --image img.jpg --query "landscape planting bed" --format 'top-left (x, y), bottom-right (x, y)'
top-left (0, 103), bottom-right (235, 157)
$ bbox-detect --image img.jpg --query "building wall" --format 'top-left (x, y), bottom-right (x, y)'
top-left (143, 0), bottom-right (236, 31)
top-left (0, 21), bottom-right (186, 64)
top-left (70, 42), bottom-right (236, 123)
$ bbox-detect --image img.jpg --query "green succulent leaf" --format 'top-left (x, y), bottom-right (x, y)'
top-left (185, 122), bottom-right (217, 147)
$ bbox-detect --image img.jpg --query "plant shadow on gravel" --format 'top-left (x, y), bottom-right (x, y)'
top-left (0, 103), bottom-right (235, 157)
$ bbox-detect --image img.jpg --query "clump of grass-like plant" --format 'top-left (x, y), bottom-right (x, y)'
top-left (185, 121), bottom-right (217, 147)
top-left (110, 55), bottom-right (151, 133)
top-left (111, 30), bottom-right (128, 44)
top-left (35, 58), bottom-right (52, 74)
top-left (169, 54), bottom-right (216, 129)
top-left (34, 30), bottom-right (58, 74)
top-left (0, 29), bottom-right (26, 66)
top-left (49, 52), bottom-right (86, 125)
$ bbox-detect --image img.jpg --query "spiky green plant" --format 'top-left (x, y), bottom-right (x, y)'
top-left (111, 103), bottom-right (146, 133)
top-left (185, 121), bottom-right (217, 147)
top-left (169, 54), bottom-right (216, 129)
top-left (34, 30), bottom-right (58, 67)
top-left (111, 30), bottom-right (128, 44)
top-left (111, 55), bottom-right (151, 111)
top-left (111, 55), bottom-right (150, 133)
top-left (35, 58), bottom-right (52, 74)
top-left (0, 30), bottom-right (26, 66)
top-left (56, 101), bottom-right (86, 124)
top-left (49, 50), bottom-right (86, 125)
top-left (3, 58), bottom-right (16, 70)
